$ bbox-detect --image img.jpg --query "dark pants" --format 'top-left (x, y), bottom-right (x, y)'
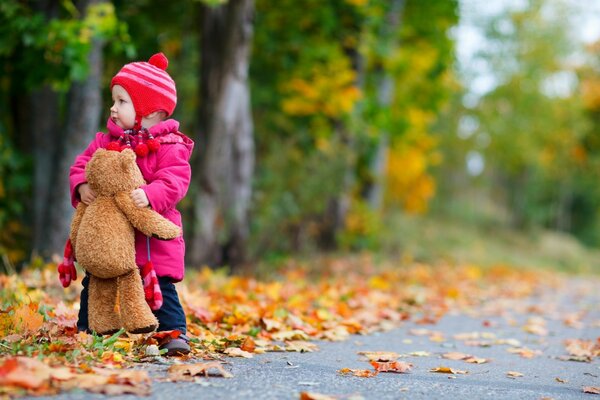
top-left (77, 274), bottom-right (187, 334)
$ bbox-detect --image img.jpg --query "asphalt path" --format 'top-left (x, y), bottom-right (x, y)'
top-left (33, 277), bottom-right (600, 400)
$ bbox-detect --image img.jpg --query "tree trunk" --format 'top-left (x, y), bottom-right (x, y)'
top-left (189, 0), bottom-right (255, 271)
top-left (365, 0), bottom-right (405, 211)
top-left (30, 86), bottom-right (60, 254)
top-left (33, 0), bottom-right (105, 257)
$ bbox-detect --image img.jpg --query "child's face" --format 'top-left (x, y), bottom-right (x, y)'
top-left (110, 85), bottom-right (136, 129)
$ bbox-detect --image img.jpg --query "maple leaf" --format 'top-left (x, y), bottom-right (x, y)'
top-left (12, 303), bottom-right (44, 333)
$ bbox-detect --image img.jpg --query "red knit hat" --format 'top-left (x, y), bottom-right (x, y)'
top-left (111, 53), bottom-right (177, 119)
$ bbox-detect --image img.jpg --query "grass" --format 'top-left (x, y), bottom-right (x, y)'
top-left (381, 211), bottom-right (600, 274)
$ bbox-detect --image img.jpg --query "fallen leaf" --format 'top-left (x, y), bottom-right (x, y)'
top-left (442, 352), bottom-right (471, 360)
top-left (300, 392), bottom-right (337, 400)
top-left (338, 368), bottom-right (378, 378)
top-left (285, 340), bottom-right (319, 353)
top-left (507, 371), bottom-right (524, 378)
top-left (12, 304), bottom-right (44, 333)
top-left (409, 351), bottom-right (431, 357)
top-left (168, 362), bottom-right (233, 380)
top-left (224, 347), bottom-right (254, 358)
top-left (357, 351), bottom-right (401, 361)
top-left (555, 377), bottom-right (568, 383)
top-left (0, 357), bottom-right (51, 390)
top-left (370, 361), bottom-right (412, 373)
top-left (507, 347), bottom-right (542, 359)
top-left (429, 366), bottom-right (467, 374)
top-left (240, 336), bottom-right (256, 353)
top-left (583, 386), bottom-right (600, 394)
top-left (272, 329), bottom-right (310, 341)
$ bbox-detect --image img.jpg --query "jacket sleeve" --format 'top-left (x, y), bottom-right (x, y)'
top-left (69, 133), bottom-right (105, 208)
top-left (141, 144), bottom-right (192, 214)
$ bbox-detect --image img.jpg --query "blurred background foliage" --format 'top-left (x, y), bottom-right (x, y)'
top-left (1, 0), bottom-right (600, 272)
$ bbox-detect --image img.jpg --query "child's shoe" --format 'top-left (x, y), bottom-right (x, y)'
top-left (160, 333), bottom-right (191, 356)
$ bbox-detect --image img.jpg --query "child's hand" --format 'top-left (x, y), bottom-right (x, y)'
top-left (78, 183), bottom-right (96, 205)
top-left (131, 188), bottom-right (150, 208)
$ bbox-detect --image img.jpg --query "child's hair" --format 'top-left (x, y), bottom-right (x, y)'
top-left (111, 53), bottom-right (177, 123)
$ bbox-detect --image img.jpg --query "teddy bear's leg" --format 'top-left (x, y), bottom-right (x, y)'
top-left (118, 269), bottom-right (158, 334)
top-left (88, 276), bottom-right (122, 335)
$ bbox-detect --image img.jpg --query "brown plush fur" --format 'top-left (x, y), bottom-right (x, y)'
top-left (70, 149), bottom-right (181, 335)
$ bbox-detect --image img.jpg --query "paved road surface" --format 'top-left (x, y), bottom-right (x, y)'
top-left (34, 277), bottom-right (600, 400)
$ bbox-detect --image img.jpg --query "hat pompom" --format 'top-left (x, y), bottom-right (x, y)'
top-left (135, 143), bottom-right (149, 157)
top-left (148, 53), bottom-right (168, 71)
top-left (106, 141), bottom-right (121, 151)
top-left (146, 138), bottom-right (161, 152)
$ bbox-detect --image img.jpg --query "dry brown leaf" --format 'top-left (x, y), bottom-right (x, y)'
top-left (370, 361), bottom-right (412, 373)
top-left (285, 340), bottom-right (319, 353)
top-left (506, 371), bottom-right (524, 378)
top-left (555, 377), bottom-right (568, 383)
top-left (565, 339), bottom-right (600, 358)
top-left (272, 329), bottom-right (310, 341)
top-left (224, 347), bottom-right (254, 358)
top-left (338, 368), bottom-right (378, 378)
top-left (357, 351), bottom-right (401, 361)
top-left (12, 304), bottom-right (44, 333)
top-left (464, 357), bottom-right (490, 364)
top-left (168, 362), bottom-right (233, 380)
top-left (507, 347), bottom-right (542, 359)
top-left (442, 352), bottom-right (471, 360)
top-left (300, 392), bottom-right (337, 400)
top-left (583, 386), bottom-right (600, 394)
top-left (429, 366), bottom-right (467, 374)
top-left (0, 357), bottom-right (51, 390)
top-left (240, 336), bottom-right (257, 353)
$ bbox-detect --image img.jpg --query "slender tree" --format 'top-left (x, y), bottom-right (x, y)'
top-left (189, 0), bottom-right (255, 270)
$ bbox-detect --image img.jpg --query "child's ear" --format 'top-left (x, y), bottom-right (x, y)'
top-left (120, 149), bottom-right (137, 172)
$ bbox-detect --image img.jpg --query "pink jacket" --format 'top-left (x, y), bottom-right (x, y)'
top-left (69, 118), bottom-right (194, 281)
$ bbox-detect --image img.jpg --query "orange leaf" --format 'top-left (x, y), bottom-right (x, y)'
top-left (338, 368), bottom-right (378, 378)
top-left (429, 366), bottom-right (467, 374)
top-left (370, 361), bottom-right (412, 373)
top-left (300, 392), bottom-right (337, 400)
top-left (0, 357), bottom-right (51, 390)
top-left (241, 336), bottom-right (256, 353)
top-left (13, 303), bottom-right (44, 333)
top-left (583, 386), bottom-right (600, 394)
top-left (168, 362), bottom-right (233, 380)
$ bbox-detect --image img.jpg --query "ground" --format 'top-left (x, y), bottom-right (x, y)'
top-left (1, 256), bottom-right (599, 399)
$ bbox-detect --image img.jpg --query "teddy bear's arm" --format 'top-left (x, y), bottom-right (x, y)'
top-left (114, 192), bottom-right (181, 240)
top-left (69, 202), bottom-right (87, 249)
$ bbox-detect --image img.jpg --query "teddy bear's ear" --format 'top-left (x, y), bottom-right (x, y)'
top-left (120, 148), bottom-right (137, 172)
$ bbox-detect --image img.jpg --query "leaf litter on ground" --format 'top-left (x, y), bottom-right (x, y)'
top-left (1, 256), bottom-right (599, 396)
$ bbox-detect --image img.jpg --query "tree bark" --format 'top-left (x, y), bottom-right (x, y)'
top-left (189, 0), bottom-right (255, 270)
top-left (365, 0), bottom-right (405, 211)
top-left (33, 0), bottom-right (104, 257)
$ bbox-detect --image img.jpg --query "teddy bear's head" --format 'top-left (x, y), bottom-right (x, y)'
top-left (86, 149), bottom-right (144, 196)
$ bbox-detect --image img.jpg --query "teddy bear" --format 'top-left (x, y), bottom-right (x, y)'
top-left (68, 148), bottom-right (181, 335)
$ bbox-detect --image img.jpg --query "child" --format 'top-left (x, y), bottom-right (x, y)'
top-left (68, 53), bottom-right (194, 355)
